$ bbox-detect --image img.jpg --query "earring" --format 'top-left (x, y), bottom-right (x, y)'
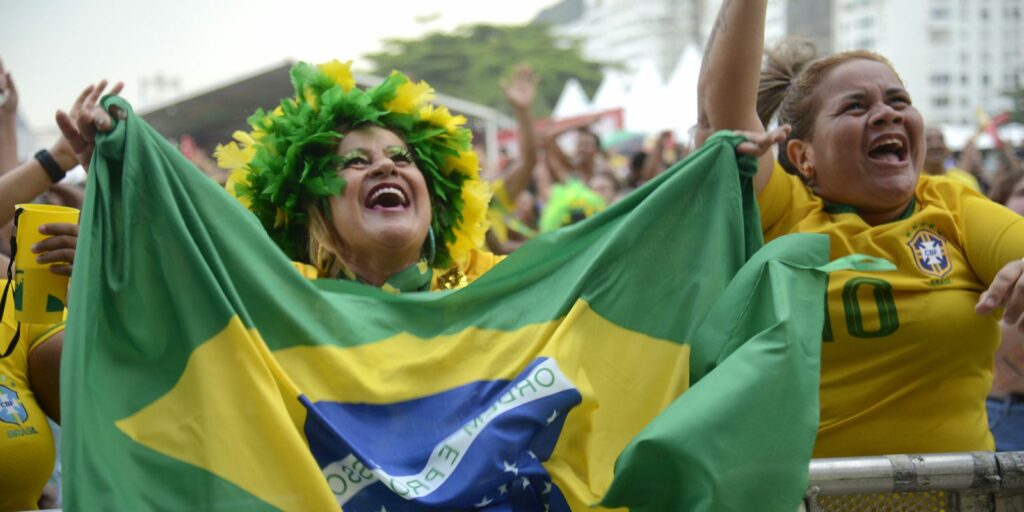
top-left (424, 226), bottom-right (436, 265)
top-left (799, 165), bottom-right (816, 186)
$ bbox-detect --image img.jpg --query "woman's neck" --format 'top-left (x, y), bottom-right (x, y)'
top-left (342, 248), bottom-right (420, 287)
top-left (858, 199), bottom-right (915, 226)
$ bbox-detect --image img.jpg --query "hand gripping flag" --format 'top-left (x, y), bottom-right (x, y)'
top-left (63, 96), bottom-right (833, 511)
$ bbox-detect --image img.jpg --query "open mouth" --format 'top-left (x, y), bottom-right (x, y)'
top-left (364, 183), bottom-right (410, 210)
top-left (867, 135), bottom-right (909, 165)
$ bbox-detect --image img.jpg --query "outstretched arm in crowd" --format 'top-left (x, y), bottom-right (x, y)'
top-left (958, 135), bottom-right (983, 178)
top-left (0, 81), bottom-right (120, 227)
top-left (55, 80), bottom-right (122, 173)
top-left (641, 131), bottom-right (675, 183)
top-left (543, 124), bottom-right (575, 184)
top-left (0, 59), bottom-right (20, 173)
top-left (499, 64), bottom-right (540, 200)
top-left (696, 0), bottom-right (785, 192)
top-left (0, 80), bottom-right (121, 278)
top-left (543, 115), bottom-right (599, 183)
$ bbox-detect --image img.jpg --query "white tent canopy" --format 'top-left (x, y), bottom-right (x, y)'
top-left (622, 58), bottom-right (670, 134)
top-left (551, 48), bottom-right (708, 142)
top-left (591, 69), bottom-right (629, 112)
top-left (664, 45), bottom-right (703, 142)
top-left (551, 78), bottom-right (593, 119)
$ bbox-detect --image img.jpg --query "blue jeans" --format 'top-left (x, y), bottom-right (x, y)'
top-left (988, 395), bottom-right (1024, 451)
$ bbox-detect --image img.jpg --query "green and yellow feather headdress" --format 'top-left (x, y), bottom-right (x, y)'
top-left (539, 180), bottom-right (606, 232)
top-left (215, 60), bottom-right (490, 270)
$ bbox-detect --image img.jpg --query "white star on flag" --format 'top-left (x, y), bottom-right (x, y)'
top-left (503, 460), bottom-right (519, 476)
top-left (499, 484), bottom-right (508, 495)
top-left (475, 496), bottom-right (493, 507)
top-left (546, 410), bottom-right (558, 424)
top-left (521, 477), bottom-right (530, 489)
top-left (543, 482), bottom-right (552, 495)
top-left (528, 450), bottom-right (537, 459)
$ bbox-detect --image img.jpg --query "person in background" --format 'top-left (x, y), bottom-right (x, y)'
top-left (698, 0), bottom-right (1024, 458)
top-left (179, 134), bottom-right (229, 185)
top-left (486, 64), bottom-right (540, 255)
top-left (924, 127), bottom-right (981, 192)
top-left (640, 130), bottom-right (688, 183)
top-left (589, 171), bottom-right (620, 206)
top-left (0, 59), bottom-right (94, 511)
top-left (538, 179), bottom-right (606, 233)
top-left (544, 117), bottom-right (610, 183)
top-left (0, 60), bottom-right (90, 269)
top-left (987, 168), bottom-right (1024, 451)
top-left (982, 136), bottom-right (1024, 200)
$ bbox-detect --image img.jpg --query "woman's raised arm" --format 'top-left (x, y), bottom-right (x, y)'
top-left (696, 0), bottom-right (778, 191)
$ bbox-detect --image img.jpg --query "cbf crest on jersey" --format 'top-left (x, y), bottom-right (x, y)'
top-left (0, 385), bottom-right (28, 426)
top-left (907, 227), bottom-right (952, 278)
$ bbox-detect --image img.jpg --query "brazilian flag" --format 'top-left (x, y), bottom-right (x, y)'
top-left (64, 96), bottom-right (832, 511)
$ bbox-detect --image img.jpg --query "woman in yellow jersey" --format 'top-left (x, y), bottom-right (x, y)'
top-left (698, 0), bottom-right (1024, 457)
top-left (61, 62), bottom-right (496, 293)
top-left (0, 298), bottom-right (63, 511)
top-left (0, 65), bottom-right (98, 511)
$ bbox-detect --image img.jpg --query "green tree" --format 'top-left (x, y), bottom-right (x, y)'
top-left (365, 24), bottom-right (605, 117)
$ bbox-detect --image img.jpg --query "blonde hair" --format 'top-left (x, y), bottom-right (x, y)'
top-left (306, 204), bottom-right (346, 278)
top-left (758, 37), bottom-right (902, 172)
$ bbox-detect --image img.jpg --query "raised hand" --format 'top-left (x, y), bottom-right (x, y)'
top-left (500, 64), bottom-right (540, 111)
top-left (734, 125), bottom-right (791, 158)
top-left (54, 80), bottom-right (124, 172)
top-left (977, 258), bottom-right (1024, 333)
top-left (0, 58), bottom-right (17, 122)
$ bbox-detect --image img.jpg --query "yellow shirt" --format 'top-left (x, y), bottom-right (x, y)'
top-left (759, 166), bottom-right (1024, 457)
top-left (943, 167), bottom-right (982, 193)
top-left (431, 250), bottom-right (506, 290)
top-left (0, 280), bottom-right (63, 511)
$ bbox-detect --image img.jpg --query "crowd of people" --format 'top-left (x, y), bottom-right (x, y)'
top-left (2, 0), bottom-right (1024, 507)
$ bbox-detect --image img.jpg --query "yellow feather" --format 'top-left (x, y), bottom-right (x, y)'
top-left (385, 76), bottom-right (436, 115)
top-left (303, 86), bottom-right (320, 111)
top-left (447, 179), bottom-right (492, 266)
top-left (318, 60), bottom-right (356, 92)
top-left (224, 169), bottom-right (252, 209)
top-left (419, 105), bottom-right (466, 134)
top-left (274, 207), bottom-right (289, 228)
top-left (444, 151), bottom-right (480, 179)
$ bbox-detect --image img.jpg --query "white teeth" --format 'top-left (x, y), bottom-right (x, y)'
top-left (871, 137), bottom-right (904, 151)
top-left (369, 186), bottom-right (406, 206)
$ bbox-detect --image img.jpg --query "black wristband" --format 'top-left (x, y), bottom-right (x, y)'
top-left (34, 149), bottom-right (66, 183)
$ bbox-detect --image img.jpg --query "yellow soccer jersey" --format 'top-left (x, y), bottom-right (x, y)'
top-left (943, 167), bottom-right (981, 193)
top-left (759, 165), bottom-right (1024, 458)
top-left (0, 280), bottom-right (63, 510)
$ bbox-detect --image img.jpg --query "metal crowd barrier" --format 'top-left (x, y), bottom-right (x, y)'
top-left (27, 452), bottom-right (1024, 512)
top-left (805, 452), bottom-right (1024, 511)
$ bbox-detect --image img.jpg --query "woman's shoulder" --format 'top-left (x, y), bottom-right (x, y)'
top-left (433, 250), bottom-right (506, 290)
top-left (916, 173), bottom-right (989, 209)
